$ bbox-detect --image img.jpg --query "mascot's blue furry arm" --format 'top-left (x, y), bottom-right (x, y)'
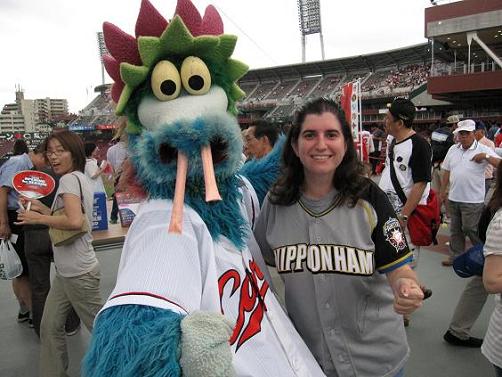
top-left (238, 136), bottom-right (285, 206)
top-left (83, 306), bottom-right (235, 377)
top-left (82, 306), bottom-right (182, 376)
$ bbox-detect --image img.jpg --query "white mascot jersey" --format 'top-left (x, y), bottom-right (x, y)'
top-left (101, 182), bottom-right (326, 377)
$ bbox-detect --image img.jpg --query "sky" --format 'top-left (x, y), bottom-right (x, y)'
top-left (0, 0), bottom-right (437, 113)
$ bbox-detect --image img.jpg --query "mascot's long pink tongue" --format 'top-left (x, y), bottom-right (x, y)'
top-left (168, 152), bottom-right (188, 234)
top-left (168, 147), bottom-right (221, 233)
top-left (201, 145), bottom-right (222, 202)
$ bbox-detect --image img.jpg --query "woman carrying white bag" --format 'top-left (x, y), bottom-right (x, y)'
top-left (16, 130), bottom-right (103, 377)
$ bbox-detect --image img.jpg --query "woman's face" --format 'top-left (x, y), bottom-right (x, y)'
top-left (292, 111), bottom-right (347, 182)
top-left (46, 138), bottom-right (74, 175)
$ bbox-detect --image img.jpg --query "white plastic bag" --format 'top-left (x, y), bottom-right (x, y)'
top-left (0, 239), bottom-right (23, 280)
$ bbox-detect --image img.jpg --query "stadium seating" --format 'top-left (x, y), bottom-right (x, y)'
top-left (286, 77), bottom-right (321, 100)
top-left (269, 104), bottom-right (296, 120)
top-left (308, 75), bottom-right (342, 99)
top-left (362, 69), bottom-right (391, 92)
top-left (240, 82), bottom-right (258, 99)
top-left (246, 82), bottom-right (277, 101)
top-left (361, 64), bottom-right (431, 95)
top-left (267, 80), bottom-right (299, 100)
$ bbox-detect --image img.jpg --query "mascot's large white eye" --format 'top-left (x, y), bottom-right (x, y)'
top-left (151, 60), bottom-right (181, 101)
top-left (180, 56), bottom-right (211, 96)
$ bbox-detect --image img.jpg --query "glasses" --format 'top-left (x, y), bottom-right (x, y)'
top-left (45, 149), bottom-right (67, 157)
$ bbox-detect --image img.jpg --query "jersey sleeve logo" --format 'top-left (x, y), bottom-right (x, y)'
top-left (218, 259), bottom-right (269, 352)
top-left (383, 217), bottom-right (407, 252)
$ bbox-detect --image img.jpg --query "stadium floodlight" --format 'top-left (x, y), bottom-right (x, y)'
top-left (297, 0), bottom-right (325, 62)
top-left (97, 32), bottom-right (108, 86)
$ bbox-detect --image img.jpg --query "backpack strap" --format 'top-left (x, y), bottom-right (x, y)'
top-left (51, 173), bottom-right (86, 215)
top-left (388, 139), bottom-right (408, 206)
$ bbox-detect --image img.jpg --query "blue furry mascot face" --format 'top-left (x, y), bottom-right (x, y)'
top-left (132, 90), bottom-right (243, 189)
top-left (103, 0), bottom-right (250, 245)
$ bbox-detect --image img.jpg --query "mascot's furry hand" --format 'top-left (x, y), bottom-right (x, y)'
top-left (83, 307), bottom-right (235, 377)
top-left (180, 312), bottom-right (235, 377)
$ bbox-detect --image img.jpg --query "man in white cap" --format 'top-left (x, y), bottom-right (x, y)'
top-left (440, 119), bottom-right (501, 347)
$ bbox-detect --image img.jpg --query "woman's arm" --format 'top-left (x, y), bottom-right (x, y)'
top-left (90, 168), bottom-right (103, 180)
top-left (482, 211), bottom-right (502, 293)
top-left (16, 193), bottom-right (84, 230)
top-left (483, 255), bottom-right (502, 294)
top-left (87, 160), bottom-right (104, 180)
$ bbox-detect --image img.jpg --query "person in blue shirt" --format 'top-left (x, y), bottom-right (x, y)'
top-left (0, 144), bottom-right (47, 324)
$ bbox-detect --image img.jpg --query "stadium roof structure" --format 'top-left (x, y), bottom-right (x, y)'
top-left (425, 0), bottom-right (502, 102)
top-left (241, 43), bottom-right (449, 82)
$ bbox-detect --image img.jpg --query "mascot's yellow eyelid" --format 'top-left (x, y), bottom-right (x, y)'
top-left (151, 60), bottom-right (181, 101)
top-left (180, 56), bottom-right (211, 96)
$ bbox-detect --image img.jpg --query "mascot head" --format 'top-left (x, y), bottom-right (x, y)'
top-left (103, 0), bottom-right (249, 240)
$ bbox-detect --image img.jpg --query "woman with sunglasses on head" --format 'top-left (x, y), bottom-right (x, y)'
top-left (482, 165), bottom-right (502, 377)
top-left (17, 130), bottom-right (103, 377)
top-left (254, 97), bottom-right (424, 377)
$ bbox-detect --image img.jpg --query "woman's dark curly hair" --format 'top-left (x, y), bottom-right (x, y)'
top-left (269, 97), bottom-right (369, 206)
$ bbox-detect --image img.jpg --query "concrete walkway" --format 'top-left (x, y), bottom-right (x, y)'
top-left (0, 232), bottom-right (496, 377)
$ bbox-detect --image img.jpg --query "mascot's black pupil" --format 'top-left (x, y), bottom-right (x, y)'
top-left (189, 75), bottom-right (204, 91)
top-left (161, 80), bottom-right (177, 96)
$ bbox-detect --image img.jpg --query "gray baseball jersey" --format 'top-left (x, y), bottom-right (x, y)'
top-left (254, 181), bottom-right (412, 377)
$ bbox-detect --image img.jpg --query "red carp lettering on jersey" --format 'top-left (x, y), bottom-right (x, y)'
top-left (218, 259), bottom-right (270, 351)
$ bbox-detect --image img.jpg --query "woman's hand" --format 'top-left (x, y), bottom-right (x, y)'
top-left (16, 210), bottom-right (45, 226)
top-left (386, 265), bottom-right (424, 315)
top-left (19, 197), bottom-right (51, 215)
top-left (392, 277), bottom-right (424, 315)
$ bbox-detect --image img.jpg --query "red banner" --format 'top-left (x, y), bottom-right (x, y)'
top-left (340, 82), bottom-right (353, 125)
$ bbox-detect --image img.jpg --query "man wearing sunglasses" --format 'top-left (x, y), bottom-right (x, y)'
top-left (441, 119), bottom-right (501, 347)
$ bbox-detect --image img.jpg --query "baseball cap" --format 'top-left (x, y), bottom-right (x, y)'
top-left (388, 98), bottom-right (416, 122)
top-left (475, 120), bottom-right (486, 130)
top-left (453, 244), bottom-right (484, 278)
top-left (453, 119), bottom-right (475, 134)
top-left (446, 115), bottom-right (460, 124)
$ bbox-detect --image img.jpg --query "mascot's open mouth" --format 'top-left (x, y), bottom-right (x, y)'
top-left (158, 137), bottom-right (228, 165)
top-left (209, 137), bottom-right (228, 164)
top-left (159, 143), bottom-right (178, 164)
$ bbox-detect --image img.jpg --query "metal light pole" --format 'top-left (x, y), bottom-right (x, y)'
top-left (297, 0), bottom-right (324, 62)
top-left (97, 32), bottom-right (108, 86)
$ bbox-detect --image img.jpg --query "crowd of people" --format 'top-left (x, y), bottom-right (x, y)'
top-left (1, 100), bottom-right (502, 376)
top-left (0, 125), bottom-right (129, 376)
top-left (240, 99), bottom-right (502, 376)
top-left (362, 64), bottom-right (431, 93)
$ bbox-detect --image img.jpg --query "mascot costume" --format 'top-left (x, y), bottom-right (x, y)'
top-left (83, 0), bottom-right (326, 376)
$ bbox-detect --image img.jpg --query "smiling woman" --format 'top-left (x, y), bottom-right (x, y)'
top-left (254, 97), bottom-right (425, 377)
top-left (16, 130), bottom-right (103, 377)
